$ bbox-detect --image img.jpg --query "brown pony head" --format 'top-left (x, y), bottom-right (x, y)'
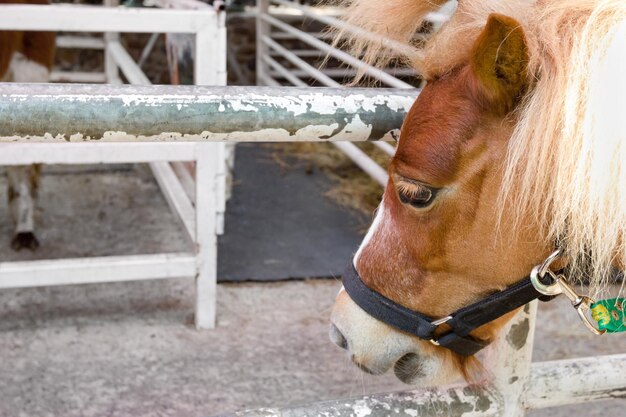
top-left (330, 14), bottom-right (552, 384)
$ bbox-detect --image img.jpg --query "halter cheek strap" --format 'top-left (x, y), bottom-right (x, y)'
top-left (342, 263), bottom-right (553, 356)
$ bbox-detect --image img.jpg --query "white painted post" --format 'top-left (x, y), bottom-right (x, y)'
top-left (194, 140), bottom-right (219, 329)
top-left (217, 11), bottom-right (228, 86)
top-left (104, 0), bottom-right (121, 84)
top-left (217, 10), bottom-right (236, 205)
top-left (194, 25), bottom-right (217, 86)
top-left (194, 11), bottom-right (221, 328)
top-left (484, 301), bottom-right (538, 417)
top-left (256, 0), bottom-right (270, 85)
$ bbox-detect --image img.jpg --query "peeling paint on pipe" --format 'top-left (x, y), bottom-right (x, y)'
top-left (212, 354), bottom-right (626, 417)
top-left (211, 385), bottom-right (503, 417)
top-left (0, 84), bottom-right (418, 142)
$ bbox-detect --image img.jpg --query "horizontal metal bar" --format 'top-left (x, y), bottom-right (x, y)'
top-left (56, 35), bottom-right (106, 50)
top-left (526, 353), bottom-right (626, 409)
top-left (0, 253), bottom-right (197, 288)
top-left (280, 68), bottom-right (418, 78)
top-left (270, 31), bottom-right (331, 40)
top-left (0, 142), bottom-right (196, 164)
top-left (154, 0), bottom-right (213, 10)
top-left (214, 385), bottom-right (503, 417)
top-left (0, 4), bottom-right (214, 33)
top-left (215, 354), bottom-right (626, 417)
top-left (0, 84), bottom-right (418, 141)
top-left (50, 71), bottom-right (108, 83)
top-left (270, 49), bottom-right (323, 58)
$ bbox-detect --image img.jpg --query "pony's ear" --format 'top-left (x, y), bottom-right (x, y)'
top-left (470, 13), bottom-right (528, 113)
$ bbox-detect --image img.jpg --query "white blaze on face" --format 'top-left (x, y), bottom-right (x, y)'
top-left (353, 198), bottom-right (387, 268)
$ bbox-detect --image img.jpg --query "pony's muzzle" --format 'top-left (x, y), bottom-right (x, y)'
top-left (330, 289), bottom-right (417, 376)
top-left (330, 287), bottom-right (462, 384)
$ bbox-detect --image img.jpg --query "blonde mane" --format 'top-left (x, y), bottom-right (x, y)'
top-left (336, 0), bottom-right (626, 297)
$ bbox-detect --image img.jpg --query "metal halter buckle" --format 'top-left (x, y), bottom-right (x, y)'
top-left (530, 249), bottom-right (606, 335)
top-left (428, 316), bottom-right (452, 346)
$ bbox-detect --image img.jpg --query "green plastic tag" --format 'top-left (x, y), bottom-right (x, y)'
top-left (591, 298), bottom-right (626, 333)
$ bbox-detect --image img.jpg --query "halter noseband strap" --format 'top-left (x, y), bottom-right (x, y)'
top-left (342, 263), bottom-right (553, 356)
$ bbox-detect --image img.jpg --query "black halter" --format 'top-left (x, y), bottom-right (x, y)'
top-left (342, 263), bottom-right (554, 356)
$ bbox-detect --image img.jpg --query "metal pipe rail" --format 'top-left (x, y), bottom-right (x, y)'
top-left (216, 385), bottom-right (503, 417)
top-left (215, 354), bottom-right (626, 417)
top-left (210, 301), bottom-right (626, 417)
top-left (0, 84), bottom-right (418, 141)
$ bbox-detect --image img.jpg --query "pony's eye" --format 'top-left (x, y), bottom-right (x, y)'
top-left (398, 184), bottom-right (438, 208)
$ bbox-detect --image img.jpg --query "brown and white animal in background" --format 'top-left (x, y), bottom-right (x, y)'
top-left (0, 0), bottom-right (55, 250)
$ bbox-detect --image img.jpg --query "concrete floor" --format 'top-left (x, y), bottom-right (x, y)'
top-left (0, 167), bottom-right (623, 417)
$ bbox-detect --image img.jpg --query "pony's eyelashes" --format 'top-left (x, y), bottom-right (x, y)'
top-left (395, 178), bottom-right (441, 209)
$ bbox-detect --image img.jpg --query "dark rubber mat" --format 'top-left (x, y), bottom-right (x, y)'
top-left (217, 143), bottom-right (368, 282)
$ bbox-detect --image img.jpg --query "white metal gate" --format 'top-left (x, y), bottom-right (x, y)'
top-left (0, 2), bottom-right (226, 328)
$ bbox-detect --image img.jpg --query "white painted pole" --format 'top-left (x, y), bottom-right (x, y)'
top-left (194, 140), bottom-right (218, 329)
top-left (485, 301), bottom-right (538, 417)
top-left (194, 10), bottom-right (221, 328)
top-left (0, 254), bottom-right (196, 288)
top-left (372, 140), bottom-right (396, 156)
top-left (138, 33), bottom-right (160, 68)
top-left (150, 161), bottom-right (196, 242)
top-left (217, 10), bottom-right (236, 206)
top-left (256, 0), bottom-right (270, 85)
top-left (56, 35), bottom-right (106, 50)
top-left (104, 0), bottom-right (121, 84)
top-left (50, 71), bottom-right (107, 83)
top-left (217, 10), bottom-right (228, 86)
top-left (108, 41), bottom-right (151, 85)
top-left (331, 141), bottom-right (388, 186)
top-left (526, 353), bottom-right (626, 409)
top-left (0, 5), bottom-right (215, 33)
top-left (262, 55), bottom-right (308, 87)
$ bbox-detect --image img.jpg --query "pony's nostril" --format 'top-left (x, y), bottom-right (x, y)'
top-left (329, 324), bottom-right (348, 350)
top-left (394, 353), bottom-right (427, 384)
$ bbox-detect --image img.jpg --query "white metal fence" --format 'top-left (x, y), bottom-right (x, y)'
top-left (0, 81), bottom-right (624, 416)
top-left (0, 3), bottom-right (623, 416)
top-left (0, 1), bottom-right (226, 329)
